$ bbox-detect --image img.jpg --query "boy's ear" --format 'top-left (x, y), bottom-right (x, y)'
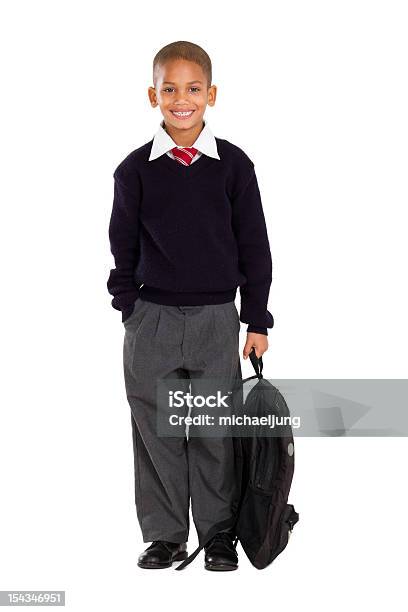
top-left (207, 84), bottom-right (217, 107)
top-left (148, 86), bottom-right (158, 107)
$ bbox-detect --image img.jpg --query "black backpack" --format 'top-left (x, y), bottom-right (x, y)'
top-left (176, 349), bottom-right (299, 570)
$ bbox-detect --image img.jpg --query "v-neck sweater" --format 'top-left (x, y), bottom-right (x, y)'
top-left (107, 137), bottom-right (274, 334)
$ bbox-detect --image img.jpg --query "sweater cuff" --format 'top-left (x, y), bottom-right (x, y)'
top-left (247, 325), bottom-right (268, 335)
top-left (121, 303), bottom-right (136, 323)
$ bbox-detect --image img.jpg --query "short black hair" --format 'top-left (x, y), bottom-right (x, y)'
top-left (153, 41), bottom-right (212, 87)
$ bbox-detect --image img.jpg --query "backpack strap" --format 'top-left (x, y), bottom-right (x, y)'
top-left (240, 349), bottom-right (264, 384)
top-left (249, 348), bottom-right (263, 378)
top-left (174, 516), bottom-right (237, 571)
top-left (241, 374), bottom-right (260, 383)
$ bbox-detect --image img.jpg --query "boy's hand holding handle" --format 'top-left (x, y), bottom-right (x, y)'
top-left (243, 332), bottom-right (268, 360)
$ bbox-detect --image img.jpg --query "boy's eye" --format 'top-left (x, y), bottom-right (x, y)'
top-left (162, 87), bottom-right (201, 93)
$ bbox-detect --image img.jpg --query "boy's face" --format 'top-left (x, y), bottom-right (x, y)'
top-left (148, 59), bottom-right (216, 131)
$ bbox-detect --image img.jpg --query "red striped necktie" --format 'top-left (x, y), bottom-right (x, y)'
top-left (171, 146), bottom-right (198, 166)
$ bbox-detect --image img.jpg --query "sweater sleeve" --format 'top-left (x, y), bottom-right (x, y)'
top-left (107, 171), bottom-right (142, 322)
top-left (231, 164), bottom-right (274, 335)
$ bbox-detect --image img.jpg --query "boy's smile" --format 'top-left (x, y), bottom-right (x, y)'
top-left (170, 110), bottom-right (195, 120)
top-left (148, 59), bottom-right (217, 146)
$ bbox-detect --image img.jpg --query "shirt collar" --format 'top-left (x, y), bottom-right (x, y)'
top-left (149, 118), bottom-right (220, 161)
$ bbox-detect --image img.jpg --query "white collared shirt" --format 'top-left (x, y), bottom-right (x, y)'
top-left (149, 118), bottom-right (220, 163)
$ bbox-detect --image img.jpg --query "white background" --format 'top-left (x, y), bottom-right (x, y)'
top-left (1, 0), bottom-right (407, 609)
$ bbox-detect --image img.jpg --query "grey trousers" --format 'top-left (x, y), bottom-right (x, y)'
top-left (122, 298), bottom-right (242, 543)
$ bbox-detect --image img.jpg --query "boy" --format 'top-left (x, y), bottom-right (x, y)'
top-left (107, 41), bottom-right (274, 571)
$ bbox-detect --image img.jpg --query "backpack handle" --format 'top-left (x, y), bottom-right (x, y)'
top-left (249, 348), bottom-right (263, 378)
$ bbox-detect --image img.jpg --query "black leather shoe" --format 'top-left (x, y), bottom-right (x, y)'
top-left (204, 532), bottom-right (238, 571)
top-left (137, 541), bottom-right (188, 569)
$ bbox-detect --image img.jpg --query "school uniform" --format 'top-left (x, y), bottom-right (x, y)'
top-left (107, 119), bottom-right (273, 543)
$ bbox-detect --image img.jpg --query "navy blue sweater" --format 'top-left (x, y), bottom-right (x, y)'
top-left (107, 137), bottom-right (274, 335)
